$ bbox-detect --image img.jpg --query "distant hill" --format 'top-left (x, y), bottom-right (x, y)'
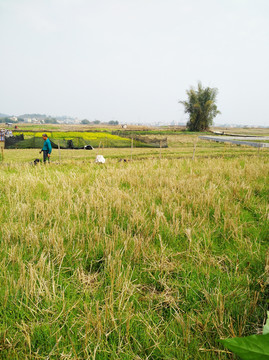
top-left (0, 113), bottom-right (10, 118)
top-left (18, 114), bottom-right (76, 121)
top-left (18, 113), bottom-right (47, 119)
top-left (55, 115), bottom-right (76, 121)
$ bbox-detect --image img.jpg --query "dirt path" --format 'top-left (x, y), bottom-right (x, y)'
top-left (199, 136), bottom-right (269, 148)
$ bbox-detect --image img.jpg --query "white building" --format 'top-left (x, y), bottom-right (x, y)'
top-left (9, 116), bottom-right (17, 122)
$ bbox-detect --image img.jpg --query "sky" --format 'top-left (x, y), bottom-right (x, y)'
top-left (0, 0), bottom-right (269, 126)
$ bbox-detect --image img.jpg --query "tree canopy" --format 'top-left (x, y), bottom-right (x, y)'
top-left (179, 82), bottom-right (220, 131)
top-left (81, 119), bottom-right (90, 124)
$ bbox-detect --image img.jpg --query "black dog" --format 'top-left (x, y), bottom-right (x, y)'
top-left (34, 158), bottom-right (41, 165)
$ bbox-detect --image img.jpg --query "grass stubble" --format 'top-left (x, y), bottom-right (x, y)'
top-left (0, 145), bottom-right (268, 359)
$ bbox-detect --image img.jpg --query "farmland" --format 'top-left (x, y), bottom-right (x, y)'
top-left (9, 131), bottom-right (133, 149)
top-left (9, 128), bottom-right (170, 149)
top-left (0, 129), bottom-right (268, 359)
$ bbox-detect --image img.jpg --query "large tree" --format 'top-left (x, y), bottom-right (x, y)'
top-left (179, 82), bottom-right (220, 131)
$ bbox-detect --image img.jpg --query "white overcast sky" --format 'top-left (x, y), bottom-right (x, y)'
top-left (0, 0), bottom-right (268, 125)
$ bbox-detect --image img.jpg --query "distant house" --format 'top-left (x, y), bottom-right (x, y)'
top-left (31, 118), bottom-right (41, 124)
top-left (9, 116), bottom-right (17, 122)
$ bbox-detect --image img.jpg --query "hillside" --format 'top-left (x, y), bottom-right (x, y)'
top-left (0, 112), bottom-right (10, 118)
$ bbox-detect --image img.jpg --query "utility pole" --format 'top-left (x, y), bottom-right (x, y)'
top-left (0, 129), bottom-right (5, 161)
top-left (58, 140), bottom-right (61, 162)
top-left (192, 137), bottom-right (198, 160)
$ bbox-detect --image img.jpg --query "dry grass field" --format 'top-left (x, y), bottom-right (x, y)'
top-left (0, 133), bottom-right (268, 359)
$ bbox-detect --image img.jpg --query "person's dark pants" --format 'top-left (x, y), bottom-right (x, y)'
top-left (43, 150), bottom-right (49, 163)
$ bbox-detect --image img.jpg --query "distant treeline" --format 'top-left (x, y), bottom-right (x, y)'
top-left (0, 117), bottom-right (59, 124)
top-left (0, 117), bottom-right (24, 123)
top-left (81, 120), bottom-right (119, 125)
top-left (112, 129), bottom-right (185, 136)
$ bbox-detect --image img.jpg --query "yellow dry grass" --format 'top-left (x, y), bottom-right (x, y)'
top-left (0, 144), bottom-right (268, 359)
